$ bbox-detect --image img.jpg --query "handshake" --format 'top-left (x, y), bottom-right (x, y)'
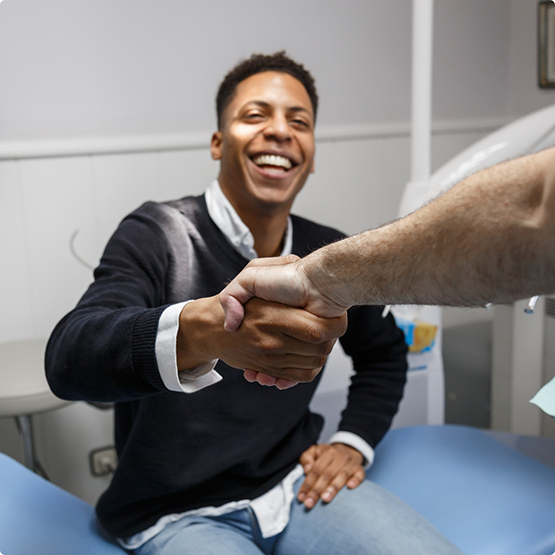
top-left (219, 254), bottom-right (352, 389)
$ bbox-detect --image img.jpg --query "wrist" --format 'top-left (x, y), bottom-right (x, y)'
top-left (299, 249), bottom-right (352, 314)
top-left (177, 296), bottom-right (222, 371)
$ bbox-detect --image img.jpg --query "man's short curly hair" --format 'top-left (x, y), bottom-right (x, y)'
top-left (216, 51), bottom-right (318, 130)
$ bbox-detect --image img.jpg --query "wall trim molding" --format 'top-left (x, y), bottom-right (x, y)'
top-left (0, 118), bottom-right (511, 160)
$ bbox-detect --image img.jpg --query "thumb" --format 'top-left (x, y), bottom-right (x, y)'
top-left (220, 255), bottom-right (302, 331)
top-left (220, 291), bottom-right (249, 332)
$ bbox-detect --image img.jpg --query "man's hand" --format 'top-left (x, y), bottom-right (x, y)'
top-left (219, 256), bottom-right (350, 387)
top-left (177, 295), bottom-right (347, 388)
top-left (297, 443), bottom-right (365, 509)
top-left (219, 255), bottom-right (348, 332)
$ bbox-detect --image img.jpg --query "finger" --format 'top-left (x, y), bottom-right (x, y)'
top-left (274, 377), bottom-right (299, 389)
top-left (244, 254), bottom-right (300, 267)
top-left (320, 467), bottom-right (366, 504)
top-left (242, 364), bottom-right (322, 385)
top-left (252, 365), bottom-right (323, 384)
top-left (299, 445), bottom-right (319, 471)
top-left (243, 369), bottom-right (258, 382)
top-left (244, 370), bottom-right (299, 390)
top-left (298, 446), bottom-right (321, 502)
top-left (255, 373), bottom-right (277, 386)
top-left (236, 299), bottom-right (345, 358)
top-left (281, 313), bottom-right (348, 345)
top-left (254, 347), bottom-right (329, 371)
top-left (221, 294), bottom-right (247, 332)
top-left (250, 333), bottom-right (336, 363)
top-left (346, 468), bottom-right (366, 489)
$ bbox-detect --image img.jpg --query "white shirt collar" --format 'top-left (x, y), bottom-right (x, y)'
top-left (205, 180), bottom-right (293, 260)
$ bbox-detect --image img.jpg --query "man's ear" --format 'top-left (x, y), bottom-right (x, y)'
top-left (310, 159), bottom-right (315, 174)
top-left (211, 132), bottom-right (223, 160)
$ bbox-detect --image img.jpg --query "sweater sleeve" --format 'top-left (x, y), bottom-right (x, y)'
top-left (46, 207), bottom-right (175, 402)
top-left (337, 305), bottom-right (408, 449)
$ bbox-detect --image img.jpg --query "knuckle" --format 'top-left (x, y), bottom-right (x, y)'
top-left (315, 341), bottom-right (330, 357)
top-left (338, 314), bottom-right (349, 335)
top-left (255, 337), bottom-right (280, 355)
top-left (310, 484), bottom-right (324, 496)
top-left (306, 323), bottom-right (326, 344)
top-left (319, 340), bottom-right (334, 356)
top-left (314, 354), bottom-right (328, 368)
top-left (336, 469), bottom-right (350, 481)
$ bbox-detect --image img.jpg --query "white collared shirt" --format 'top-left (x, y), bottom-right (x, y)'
top-left (121, 181), bottom-right (373, 549)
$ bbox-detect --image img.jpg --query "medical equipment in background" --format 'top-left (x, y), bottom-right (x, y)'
top-left (403, 102), bottom-right (555, 438)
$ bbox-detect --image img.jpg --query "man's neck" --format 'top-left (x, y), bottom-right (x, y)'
top-left (218, 180), bottom-right (290, 258)
top-left (240, 209), bottom-right (288, 258)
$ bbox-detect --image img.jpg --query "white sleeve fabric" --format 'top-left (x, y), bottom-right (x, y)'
top-left (155, 301), bottom-right (222, 393)
top-left (328, 431), bottom-right (375, 469)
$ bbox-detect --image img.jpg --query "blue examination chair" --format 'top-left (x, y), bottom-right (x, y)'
top-left (0, 450), bottom-right (126, 555)
top-left (369, 425), bottom-right (555, 555)
top-left (1, 424), bottom-right (555, 555)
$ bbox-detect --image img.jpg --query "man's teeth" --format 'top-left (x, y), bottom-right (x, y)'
top-left (252, 154), bottom-right (292, 170)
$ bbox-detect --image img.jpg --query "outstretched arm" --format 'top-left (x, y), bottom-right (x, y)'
top-left (47, 208), bottom-right (347, 401)
top-left (221, 146), bottom-right (555, 327)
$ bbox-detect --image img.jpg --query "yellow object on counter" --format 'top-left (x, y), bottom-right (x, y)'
top-left (395, 318), bottom-right (438, 353)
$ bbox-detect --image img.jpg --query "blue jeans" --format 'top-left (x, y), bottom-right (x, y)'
top-left (134, 477), bottom-right (463, 555)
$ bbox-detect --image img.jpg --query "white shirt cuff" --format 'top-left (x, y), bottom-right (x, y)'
top-left (155, 301), bottom-right (222, 393)
top-left (328, 431), bottom-right (375, 469)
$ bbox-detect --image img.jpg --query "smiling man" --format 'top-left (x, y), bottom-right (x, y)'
top-left (46, 53), bottom-right (462, 554)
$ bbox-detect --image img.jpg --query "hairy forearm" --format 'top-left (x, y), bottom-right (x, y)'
top-left (301, 148), bottom-right (555, 308)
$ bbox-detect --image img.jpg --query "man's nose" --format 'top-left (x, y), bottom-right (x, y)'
top-left (264, 113), bottom-right (291, 142)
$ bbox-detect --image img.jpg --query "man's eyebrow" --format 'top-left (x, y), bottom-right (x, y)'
top-left (288, 106), bottom-right (312, 115)
top-left (245, 100), bottom-right (312, 114)
top-left (245, 100), bottom-right (271, 109)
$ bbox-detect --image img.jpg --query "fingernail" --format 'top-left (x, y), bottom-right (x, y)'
top-left (304, 497), bottom-right (315, 509)
top-left (297, 492), bottom-right (306, 502)
top-left (321, 491), bottom-right (331, 502)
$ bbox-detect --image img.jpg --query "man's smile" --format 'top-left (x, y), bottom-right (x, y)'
top-left (249, 151), bottom-right (300, 179)
top-left (251, 153), bottom-right (294, 171)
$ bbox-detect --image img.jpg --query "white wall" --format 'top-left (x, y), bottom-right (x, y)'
top-left (433, 0), bottom-right (511, 121)
top-left (0, 0), bottom-right (516, 140)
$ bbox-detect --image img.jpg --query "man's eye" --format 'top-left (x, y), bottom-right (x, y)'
top-left (292, 119), bottom-right (309, 128)
top-left (245, 113), bottom-right (264, 121)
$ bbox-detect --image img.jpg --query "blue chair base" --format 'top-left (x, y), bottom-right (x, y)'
top-left (368, 425), bottom-right (555, 555)
top-left (0, 452), bottom-right (126, 555)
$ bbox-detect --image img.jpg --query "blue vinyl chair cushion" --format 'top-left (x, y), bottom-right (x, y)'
top-left (368, 425), bottom-right (555, 555)
top-left (0, 452), bottom-right (126, 555)
top-left (2, 425), bottom-right (555, 554)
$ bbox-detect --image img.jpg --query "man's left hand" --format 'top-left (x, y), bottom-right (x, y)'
top-left (297, 443), bottom-right (365, 509)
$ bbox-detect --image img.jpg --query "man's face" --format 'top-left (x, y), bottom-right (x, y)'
top-left (211, 71), bottom-right (315, 215)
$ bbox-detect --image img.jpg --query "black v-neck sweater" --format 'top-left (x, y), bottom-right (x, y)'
top-left (46, 195), bottom-right (408, 538)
